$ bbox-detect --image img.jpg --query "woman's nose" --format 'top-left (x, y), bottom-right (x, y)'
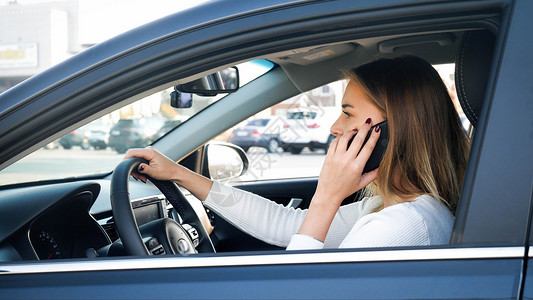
top-left (330, 117), bottom-right (343, 136)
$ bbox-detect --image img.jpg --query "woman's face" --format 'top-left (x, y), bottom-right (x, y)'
top-left (330, 81), bottom-right (385, 136)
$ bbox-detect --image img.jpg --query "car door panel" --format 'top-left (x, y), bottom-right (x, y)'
top-left (523, 255), bottom-right (533, 299)
top-left (451, 0), bottom-right (533, 246)
top-left (207, 178), bottom-right (318, 252)
top-left (234, 178), bottom-right (318, 208)
top-left (0, 248), bottom-right (523, 299)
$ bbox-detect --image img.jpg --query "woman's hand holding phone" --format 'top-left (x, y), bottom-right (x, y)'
top-left (296, 118), bottom-right (383, 242)
top-left (315, 118), bottom-right (383, 203)
top-left (348, 120), bottom-right (389, 174)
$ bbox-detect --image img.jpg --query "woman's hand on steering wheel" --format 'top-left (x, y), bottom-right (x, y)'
top-left (124, 147), bottom-right (181, 183)
top-left (112, 156), bottom-right (216, 255)
top-left (124, 147), bottom-right (214, 202)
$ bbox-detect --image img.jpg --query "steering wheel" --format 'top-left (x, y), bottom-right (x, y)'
top-left (111, 157), bottom-right (215, 256)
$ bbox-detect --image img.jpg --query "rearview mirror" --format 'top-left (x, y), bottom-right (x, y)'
top-left (176, 67), bottom-right (239, 96)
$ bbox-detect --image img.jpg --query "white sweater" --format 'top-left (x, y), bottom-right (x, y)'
top-left (203, 181), bottom-right (454, 250)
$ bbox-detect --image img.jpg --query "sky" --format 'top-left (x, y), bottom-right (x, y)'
top-left (77, 0), bottom-right (210, 45)
top-left (1, 0), bottom-right (210, 45)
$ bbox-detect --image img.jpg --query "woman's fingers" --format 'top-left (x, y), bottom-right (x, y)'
top-left (333, 130), bottom-right (354, 154)
top-left (123, 147), bottom-right (160, 183)
top-left (123, 147), bottom-right (155, 161)
top-left (326, 135), bottom-right (340, 154)
top-left (345, 118), bottom-right (373, 156)
top-left (137, 161), bottom-right (158, 178)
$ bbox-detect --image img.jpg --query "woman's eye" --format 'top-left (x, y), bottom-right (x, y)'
top-left (343, 111), bottom-right (351, 118)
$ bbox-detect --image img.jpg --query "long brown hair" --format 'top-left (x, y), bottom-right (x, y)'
top-left (345, 55), bottom-right (470, 212)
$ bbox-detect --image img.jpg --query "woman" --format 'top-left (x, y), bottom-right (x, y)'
top-left (125, 55), bottom-right (470, 250)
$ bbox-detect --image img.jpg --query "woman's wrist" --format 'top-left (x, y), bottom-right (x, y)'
top-left (296, 194), bottom-right (341, 242)
top-left (169, 163), bottom-right (187, 184)
top-left (312, 188), bottom-right (345, 209)
top-left (171, 164), bottom-right (213, 201)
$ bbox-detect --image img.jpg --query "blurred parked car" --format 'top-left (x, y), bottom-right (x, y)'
top-left (42, 141), bottom-right (60, 150)
top-left (280, 107), bottom-right (336, 154)
top-left (58, 127), bottom-right (90, 150)
top-left (229, 117), bottom-right (283, 153)
top-left (57, 121), bottom-right (110, 150)
top-left (153, 118), bottom-right (184, 140)
top-left (85, 121), bottom-right (110, 150)
top-left (108, 118), bottom-right (164, 153)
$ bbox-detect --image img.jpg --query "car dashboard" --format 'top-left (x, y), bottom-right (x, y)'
top-left (0, 179), bottom-right (167, 262)
top-left (29, 189), bottom-right (108, 260)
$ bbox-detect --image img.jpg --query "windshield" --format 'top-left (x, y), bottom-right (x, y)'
top-left (0, 60), bottom-right (274, 186)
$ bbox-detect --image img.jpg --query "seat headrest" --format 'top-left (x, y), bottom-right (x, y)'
top-left (455, 30), bottom-right (496, 127)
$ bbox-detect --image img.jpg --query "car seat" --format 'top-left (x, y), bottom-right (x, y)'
top-left (450, 29), bottom-right (496, 244)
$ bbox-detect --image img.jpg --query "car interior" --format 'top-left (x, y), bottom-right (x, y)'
top-left (217, 29), bottom-right (494, 252)
top-left (0, 16), bottom-right (498, 261)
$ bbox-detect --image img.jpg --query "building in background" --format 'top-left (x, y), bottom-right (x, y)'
top-left (0, 1), bottom-right (79, 92)
top-left (0, 0), bottom-right (206, 93)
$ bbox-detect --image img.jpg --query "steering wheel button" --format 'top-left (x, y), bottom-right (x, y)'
top-left (177, 239), bottom-right (190, 254)
top-left (146, 238), bottom-right (159, 249)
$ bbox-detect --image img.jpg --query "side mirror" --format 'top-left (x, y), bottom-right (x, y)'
top-left (204, 142), bottom-right (248, 181)
top-left (176, 67), bottom-right (239, 97)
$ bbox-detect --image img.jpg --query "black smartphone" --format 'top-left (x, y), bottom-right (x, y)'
top-left (347, 120), bottom-right (389, 173)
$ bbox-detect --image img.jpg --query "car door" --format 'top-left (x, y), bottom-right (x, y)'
top-left (502, 0), bottom-right (533, 299)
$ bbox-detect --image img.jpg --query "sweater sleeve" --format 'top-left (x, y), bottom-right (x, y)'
top-left (203, 181), bottom-right (382, 249)
top-left (204, 181), bottom-right (306, 247)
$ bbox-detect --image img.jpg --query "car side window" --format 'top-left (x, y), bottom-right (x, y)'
top-left (226, 64), bottom-right (467, 183)
top-left (0, 61), bottom-right (273, 186)
top-left (223, 80), bottom-right (345, 182)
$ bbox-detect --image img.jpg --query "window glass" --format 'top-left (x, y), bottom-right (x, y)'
top-left (433, 63), bottom-right (471, 132)
top-left (0, 60), bottom-right (274, 186)
top-left (227, 64), bottom-right (464, 183)
top-left (227, 80), bottom-right (346, 182)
